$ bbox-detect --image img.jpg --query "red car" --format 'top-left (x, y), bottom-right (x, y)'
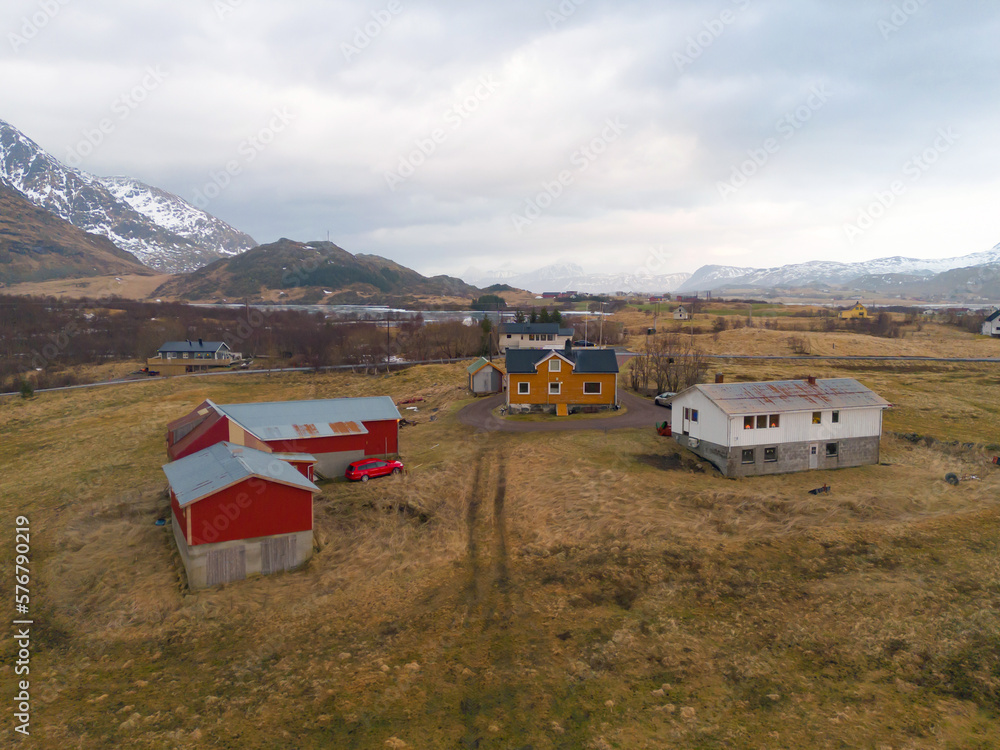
top-left (345, 458), bottom-right (404, 482)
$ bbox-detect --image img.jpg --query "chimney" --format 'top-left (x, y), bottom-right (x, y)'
top-left (198, 338), bottom-right (203, 346)
top-left (715, 372), bottom-right (724, 384)
top-left (564, 338), bottom-right (572, 355)
top-left (807, 376), bottom-right (816, 386)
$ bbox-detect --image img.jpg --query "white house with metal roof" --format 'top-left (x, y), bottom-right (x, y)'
top-left (669, 377), bottom-right (891, 477)
top-left (498, 323), bottom-right (574, 352)
top-left (982, 309), bottom-right (1000, 337)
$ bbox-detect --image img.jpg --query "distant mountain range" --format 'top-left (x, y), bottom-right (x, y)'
top-left (676, 246), bottom-right (1000, 293)
top-left (465, 247), bottom-right (1000, 301)
top-left (0, 183), bottom-right (150, 284)
top-left (0, 118), bottom-right (256, 273)
top-left (462, 262), bottom-right (691, 295)
top-left (154, 238), bottom-right (483, 303)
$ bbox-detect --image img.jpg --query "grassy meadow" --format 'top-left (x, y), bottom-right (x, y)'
top-left (2, 332), bottom-right (1000, 747)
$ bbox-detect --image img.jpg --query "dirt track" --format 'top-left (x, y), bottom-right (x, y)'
top-left (456, 390), bottom-right (665, 432)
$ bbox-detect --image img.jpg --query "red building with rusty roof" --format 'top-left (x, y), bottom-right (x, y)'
top-left (166, 397), bottom-right (401, 478)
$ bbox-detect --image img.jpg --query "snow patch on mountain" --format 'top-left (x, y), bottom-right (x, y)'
top-left (0, 118), bottom-right (256, 273)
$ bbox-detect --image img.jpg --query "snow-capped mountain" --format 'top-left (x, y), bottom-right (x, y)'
top-left (0, 119), bottom-right (256, 273)
top-left (463, 261), bottom-right (690, 295)
top-left (678, 245), bottom-right (1000, 292)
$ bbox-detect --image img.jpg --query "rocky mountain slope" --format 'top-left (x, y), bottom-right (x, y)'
top-left (0, 119), bottom-right (256, 273)
top-left (154, 239), bottom-right (483, 302)
top-left (0, 183), bottom-right (150, 284)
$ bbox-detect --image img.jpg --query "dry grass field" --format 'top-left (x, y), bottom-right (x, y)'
top-left (2, 337), bottom-right (1000, 747)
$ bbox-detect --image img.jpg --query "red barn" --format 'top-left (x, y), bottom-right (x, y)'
top-left (166, 396), bottom-right (402, 478)
top-left (163, 442), bottom-right (320, 588)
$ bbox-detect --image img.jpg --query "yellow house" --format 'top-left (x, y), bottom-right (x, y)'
top-left (505, 344), bottom-right (619, 416)
top-left (839, 301), bottom-right (869, 320)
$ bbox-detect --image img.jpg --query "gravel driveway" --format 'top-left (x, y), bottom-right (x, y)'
top-left (456, 390), bottom-right (665, 433)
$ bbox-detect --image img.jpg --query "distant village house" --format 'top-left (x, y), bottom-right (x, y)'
top-left (981, 308), bottom-right (1000, 337)
top-left (499, 322), bottom-right (574, 352)
top-left (838, 302), bottom-right (869, 320)
top-left (150, 339), bottom-right (241, 375)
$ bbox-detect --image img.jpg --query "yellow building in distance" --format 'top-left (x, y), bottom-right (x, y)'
top-left (839, 301), bottom-right (869, 320)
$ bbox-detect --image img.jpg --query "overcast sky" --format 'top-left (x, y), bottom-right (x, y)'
top-left (3, 0), bottom-right (999, 278)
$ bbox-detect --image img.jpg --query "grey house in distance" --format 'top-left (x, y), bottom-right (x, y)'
top-left (669, 377), bottom-right (891, 477)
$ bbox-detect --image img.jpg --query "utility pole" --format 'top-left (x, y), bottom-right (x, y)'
top-left (386, 315), bottom-right (390, 371)
top-left (599, 301), bottom-right (605, 347)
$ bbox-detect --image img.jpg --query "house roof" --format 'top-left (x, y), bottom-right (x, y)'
top-left (680, 378), bottom-right (890, 415)
top-left (505, 347), bottom-right (619, 374)
top-left (158, 340), bottom-right (229, 353)
top-left (214, 396), bottom-right (401, 441)
top-left (163, 442), bottom-right (319, 508)
top-left (500, 323), bottom-right (574, 336)
top-left (984, 309), bottom-right (1000, 322)
top-left (466, 357), bottom-right (504, 374)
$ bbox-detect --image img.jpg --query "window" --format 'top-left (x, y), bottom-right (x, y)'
top-left (764, 447), bottom-right (777, 462)
top-left (826, 442), bottom-right (838, 457)
top-left (832, 410), bottom-right (840, 423)
top-left (691, 409), bottom-right (699, 422)
top-left (584, 382), bottom-right (601, 394)
top-left (529, 334), bottom-right (535, 341)
top-left (549, 382), bottom-right (561, 395)
top-left (812, 411), bottom-right (821, 424)
top-left (684, 407), bottom-right (690, 420)
top-left (756, 415), bottom-right (767, 429)
top-left (744, 416), bottom-right (754, 430)
top-left (506, 334), bottom-right (511, 339)
top-left (518, 382), bottom-right (530, 395)
top-left (742, 449), bottom-right (755, 464)
top-left (547, 334), bottom-right (554, 341)
top-left (768, 414), bottom-right (780, 428)
top-left (549, 359), bottom-right (561, 372)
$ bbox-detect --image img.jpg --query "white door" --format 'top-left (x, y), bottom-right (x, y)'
top-left (682, 407), bottom-right (691, 435)
top-left (809, 444), bottom-right (818, 469)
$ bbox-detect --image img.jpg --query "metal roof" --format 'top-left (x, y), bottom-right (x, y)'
top-left (500, 323), bottom-right (574, 336)
top-left (215, 396), bottom-right (400, 441)
top-left (685, 378), bottom-right (890, 415)
top-left (466, 357), bottom-right (503, 374)
top-left (158, 340), bottom-right (229, 353)
top-left (505, 348), bottom-right (619, 374)
top-left (162, 442), bottom-right (319, 508)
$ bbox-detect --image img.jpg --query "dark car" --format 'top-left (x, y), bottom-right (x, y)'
top-left (573, 340), bottom-right (596, 347)
top-left (653, 392), bottom-right (676, 407)
top-left (345, 458), bottom-right (404, 482)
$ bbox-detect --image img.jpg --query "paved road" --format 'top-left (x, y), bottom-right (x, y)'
top-left (457, 391), bottom-right (666, 433)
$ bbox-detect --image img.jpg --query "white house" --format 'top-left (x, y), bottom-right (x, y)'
top-left (669, 377), bottom-right (891, 477)
top-left (673, 306), bottom-right (690, 321)
top-left (981, 309), bottom-right (1000, 337)
top-left (498, 323), bottom-right (574, 352)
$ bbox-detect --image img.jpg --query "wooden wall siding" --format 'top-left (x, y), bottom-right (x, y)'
top-left (261, 535), bottom-right (294, 575)
top-left (508, 368), bottom-right (616, 406)
top-left (728, 407), bottom-right (884, 447)
top-left (206, 546), bottom-right (246, 586)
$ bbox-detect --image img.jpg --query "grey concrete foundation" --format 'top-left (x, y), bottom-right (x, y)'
top-left (675, 434), bottom-right (880, 477)
top-left (172, 516), bottom-right (313, 589)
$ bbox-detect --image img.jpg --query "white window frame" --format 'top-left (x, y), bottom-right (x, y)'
top-left (549, 359), bottom-right (561, 372)
top-left (517, 381), bottom-right (530, 395)
top-left (583, 381), bottom-right (601, 395)
top-left (549, 381), bottom-right (561, 395)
